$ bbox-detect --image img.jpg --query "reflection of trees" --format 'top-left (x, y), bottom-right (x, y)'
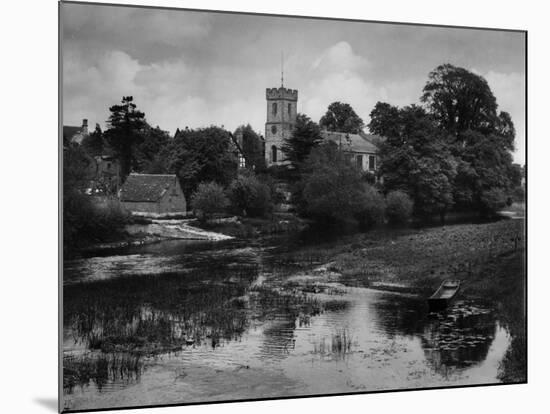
top-left (370, 293), bottom-right (499, 377)
top-left (369, 292), bottom-right (427, 337)
top-left (420, 306), bottom-right (497, 375)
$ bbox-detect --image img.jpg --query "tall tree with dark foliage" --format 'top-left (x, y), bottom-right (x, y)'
top-left (421, 64), bottom-right (518, 213)
top-left (104, 96), bottom-right (147, 179)
top-left (369, 103), bottom-right (457, 222)
top-left (281, 113), bottom-right (323, 172)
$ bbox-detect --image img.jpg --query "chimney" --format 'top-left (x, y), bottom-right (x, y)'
top-left (82, 119), bottom-right (88, 134)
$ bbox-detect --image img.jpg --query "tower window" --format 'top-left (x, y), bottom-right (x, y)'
top-left (271, 145), bottom-right (277, 163)
top-left (271, 125), bottom-right (277, 135)
top-left (272, 103), bottom-right (277, 116)
top-left (288, 103), bottom-right (291, 116)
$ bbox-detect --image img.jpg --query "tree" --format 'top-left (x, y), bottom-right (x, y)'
top-left (228, 173), bottom-right (272, 217)
top-left (385, 191), bottom-right (414, 224)
top-left (81, 124), bottom-right (105, 156)
top-left (297, 141), bottom-right (385, 225)
top-left (104, 96), bottom-right (147, 179)
top-left (135, 125), bottom-right (171, 173)
top-left (421, 64), bottom-right (498, 137)
top-left (281, 113), bottom-right (323, 171)
top-left (165, 126), bottom-right (238, 198)
top-left (233, 125), bottom-right (266, 171)
top-left (319, 101), bottom-right (365, 134)
top-left (190, 182), bottom-right (229, 221)
top-left (369, 103), bottom-right (457, 221)
top-left (421, 64), bottom-right (518, 214)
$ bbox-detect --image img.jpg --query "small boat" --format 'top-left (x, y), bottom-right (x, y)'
top-left (428, 280), bottom-right (460, 311)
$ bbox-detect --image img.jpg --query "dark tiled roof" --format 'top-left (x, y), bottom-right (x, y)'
top-left (321, 131), bottom-right (380, 153)
top-left (119, 174), bottom-right (178, 202)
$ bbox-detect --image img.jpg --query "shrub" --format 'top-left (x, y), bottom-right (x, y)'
top-left (298, 143), bottom-right (385, 226)
top-left (64, 193), bottom-right (129, 252)
top-left (479, 187), bottom-right (507, 215)
top-left (228, 174), bottom-right (272, 217)
top-left (190, 182), bottom-right (229, 221)
top-left (385, 190), bottom-right (413, 224)
top-left (356, 185), bottom-right (386, 227)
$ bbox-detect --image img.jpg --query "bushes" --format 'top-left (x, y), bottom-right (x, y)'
top-left (356, 185), bottom-right (386, 227)
top-left (385, 190), bottom-right (413, 224)
top-left (64, 192), bottom-right (130, 252)
top-left (228, 174), bottom-right (273, 217)
top-left (190, 182), bottom-right (229, 221)
top-left (297, 142), bottom-right (386, 226)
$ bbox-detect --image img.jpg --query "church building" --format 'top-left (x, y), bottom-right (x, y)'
top-left (264, 86), bottom-right (298, 166)
top-left (263, 80), bottom-right (380, 172)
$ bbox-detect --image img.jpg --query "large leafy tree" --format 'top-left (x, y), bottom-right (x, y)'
top-left (421, 64), bottom-right (498, 137)
top-left (296, 141), bottom-right (384, 225)
top-left (421, 64), bottom-right (518, 213)
top-left (319, 101), bottom-right (365, 134)
top-left (135, 125), bottom-right (171, 173)
top-left (369, 103), bottom-right (457, 221)
top-left (281, 113), bottom-right (323, 172)
top-left (233, 124), bottom-right (266, 171)
top-left (104, 96), bottom-right (147, 179)
top-left (165, 126), bottom-right (238, 197)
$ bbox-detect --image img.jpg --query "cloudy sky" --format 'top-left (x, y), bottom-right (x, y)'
top-left (62, 2), bottom-right (526, 163)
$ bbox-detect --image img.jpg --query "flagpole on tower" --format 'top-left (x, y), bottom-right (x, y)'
top-left (281, 51), bottom-right (284, 88)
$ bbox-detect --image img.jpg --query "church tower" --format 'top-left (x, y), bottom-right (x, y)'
top-left (265, 84), bottom-right (298, 166)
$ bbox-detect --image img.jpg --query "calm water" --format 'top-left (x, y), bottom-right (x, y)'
top-left (63, 237), bottom-right (510, 411)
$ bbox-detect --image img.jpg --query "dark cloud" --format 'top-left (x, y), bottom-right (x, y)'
top-left (61, 2), bottom-right (525, 163)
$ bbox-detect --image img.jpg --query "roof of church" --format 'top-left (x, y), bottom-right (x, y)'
top-left (321, 131), bottom-right (380, 154)
top-left (119, 174), bottom-right (179, 202)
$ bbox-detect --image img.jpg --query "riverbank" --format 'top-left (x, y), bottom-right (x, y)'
top-left (280, 218), bottom-right (526, 382)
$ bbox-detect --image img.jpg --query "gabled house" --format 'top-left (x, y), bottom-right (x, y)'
top-left (119, 173), bottom-right (186, 215)
top-left (63, 119), bottom-right (89, 145)
top-left (321, 130), bottom-right (381, 173)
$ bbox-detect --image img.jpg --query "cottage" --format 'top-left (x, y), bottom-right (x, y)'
top-left (321, 130), bottom-right (380, 173)
top-left (63, 119), bottom-right (89, 144)
top-left (119, 173), bottom-right (186, 215)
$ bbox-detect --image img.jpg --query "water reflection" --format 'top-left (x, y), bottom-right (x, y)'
top-left (63, 239), bottom-right (510, 411)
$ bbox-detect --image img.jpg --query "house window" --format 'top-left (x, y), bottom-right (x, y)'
top-left (356, 155), bottom-right (363, 170)
top-left (271, 145), bottom-right (277, 163)
top-left (368, 155), bottom-right (376, 171)
top-left (107, 162), bottom-right (111, 170)
top-left (272, 102), bottom-right (278, 116)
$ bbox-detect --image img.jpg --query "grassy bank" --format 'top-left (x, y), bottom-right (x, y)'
top-left (281, 218), bottom-right (526, 382)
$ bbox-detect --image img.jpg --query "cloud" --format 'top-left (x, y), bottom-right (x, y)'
top-left (302, 42), bottom-right (419, 128)
top-left (312, 41), bottom-right (370, 73)
top-left (63, 47), bottom-right (267, 136)
top-left (62, 4), bottom-right (211, 49)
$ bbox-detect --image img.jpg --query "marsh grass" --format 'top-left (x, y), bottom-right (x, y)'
top-left (63, 352), bottom-right (143, 393)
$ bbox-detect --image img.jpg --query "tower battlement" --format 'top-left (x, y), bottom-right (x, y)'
top-left (266, 87), bottom-right (298, 101)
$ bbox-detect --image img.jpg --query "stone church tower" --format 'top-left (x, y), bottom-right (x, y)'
top-left (265, 86), bottom-right (298, 166)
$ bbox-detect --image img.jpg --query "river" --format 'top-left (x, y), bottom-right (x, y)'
top-left (62, 235), bottom-right (510, 411)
